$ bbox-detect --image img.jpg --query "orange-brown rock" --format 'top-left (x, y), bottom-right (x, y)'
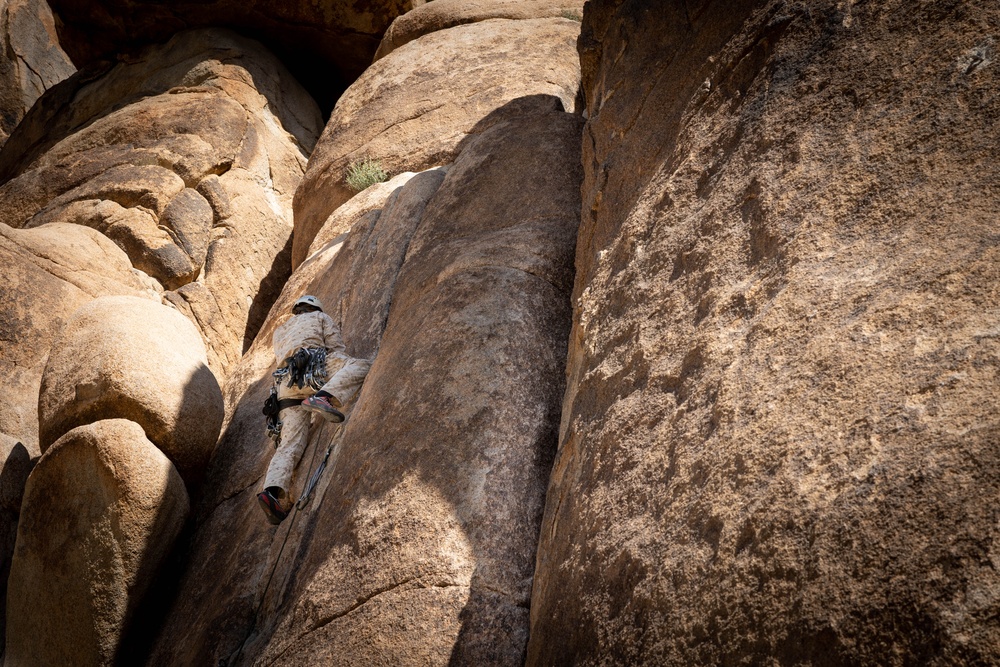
top-left (528, 0), bottom-right (1000, 664)
top-left (38, 295), bottom-right (223, 484)
top-left (0, 0), bottom-right (75, 146)
top-left (149, 108), bottom-right (582, 665)
top-left (374, 0), bottom-right (586, 60)
top-left (5, 419), bottom-right (188, 666)
top-left (0, 222), bottom-right (159, 449)
top-left (291, 15), bottom-right (583, 267)
top-left (0, 28), bottom-right (323, 374)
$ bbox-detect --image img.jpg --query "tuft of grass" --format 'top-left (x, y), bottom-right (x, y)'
top-left (560, 9), bottom-right (582, 21)
top-left (345, 158), bottom-right (389, 192)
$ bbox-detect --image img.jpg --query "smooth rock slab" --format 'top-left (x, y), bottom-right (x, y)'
top-left (258, 108), bottom-right (583, 666)
top-left (5, 419), bottom-right (188, 666)
top-left (374, 0), bottom-right (586, 60)
top-left (38, 295), bottom-right (223, 483)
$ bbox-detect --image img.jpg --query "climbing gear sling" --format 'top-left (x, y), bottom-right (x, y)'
top-left (297, 442), bottom-right (334, 509)
top-left (277, 347), bottom-right (327, 390)
top-left (264, 347), bottom-right (328, 446)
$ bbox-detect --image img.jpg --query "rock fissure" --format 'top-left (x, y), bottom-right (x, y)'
top-left (16, 56), bottom-right (46, 91)
top-left (310, 576), bottom-right (453, 632)
top-left (262, 575), bottom-right (466, 667)
top-left (355, 101), bottom-right (450, 151)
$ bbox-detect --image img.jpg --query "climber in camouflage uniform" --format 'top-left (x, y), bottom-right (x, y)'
top-left (257, 294), bottom-right (371, 524)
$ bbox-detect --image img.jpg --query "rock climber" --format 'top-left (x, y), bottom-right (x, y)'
top-left (257, 294), bottom-right (371, 524)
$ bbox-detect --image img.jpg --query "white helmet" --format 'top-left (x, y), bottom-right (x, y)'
top-left (293, 295), bottom-right (324, 312)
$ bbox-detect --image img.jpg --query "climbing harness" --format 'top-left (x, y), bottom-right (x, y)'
top-left (262, 387), bottom-right (303, 446)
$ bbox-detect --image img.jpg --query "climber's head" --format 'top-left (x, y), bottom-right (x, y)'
top-left (292, 294), bottom-right (324, 315)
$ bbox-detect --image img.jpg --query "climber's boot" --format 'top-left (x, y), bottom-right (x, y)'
top-left (257, 487), bottom-right (289, 525)
top-left (301, 394), bottom-right (345, 423)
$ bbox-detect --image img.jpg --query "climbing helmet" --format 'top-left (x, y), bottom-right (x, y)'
top-left (293, 294), bottom-right (324, 313)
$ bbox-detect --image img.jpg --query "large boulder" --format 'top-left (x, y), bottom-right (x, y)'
top-left (0, 0), bottom-right (75, 146)
top-left (0, 222), bottom-right (159, 449)
top-left (291, 14), bottom-right (583, 266)
top-left (38, 295), bottom-right (223, 483)
top-left (528, 0), bottom-right (1000, 664)
top-left (0, 28), bottom-right (323, 374)
top-left (5, 419), bottom-right (189, 666)
top-left (45, 0), bottom-right (422, 112)
top-left (149, 107), bottom-right (582, 665)
top-left (374, 0), bottom-right (586, 60)
top-left (262, 109), bottom-right (583, 667)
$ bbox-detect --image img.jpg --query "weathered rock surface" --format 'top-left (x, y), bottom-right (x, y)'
top-left (529, 0), bottom-right (1000, 664)
top-left (46, 0), bottom-right (421, 113)
top-left (5, 419), bottom-right (188, 666)
top-left (292, 14), bottom-right (583, 266)
top-left (38, 295), bottom-right (223, 483)
top-left (0, 432), bottom-right (36, 658)
top-left (374, 0), bottom-right (586, 60)
top-left (0, 28), bottom-right (322, 374)
top-left (149, 108), bottom-right (582, 665)
top-left (0, 222), bottom-right (159, 449)
top-left (0, 0), bottom-right (75, 146)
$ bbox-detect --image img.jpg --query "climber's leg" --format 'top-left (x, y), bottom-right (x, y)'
top-left (317, 357), bottom-right (372, 407)
top-left (303, 356), bottom-right (370, 421)
top-left (262, 406), bottom-right (312, 505)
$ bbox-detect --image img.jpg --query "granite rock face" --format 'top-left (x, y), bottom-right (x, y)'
top-left (38, 295), bottom-right (223, 484)
top-left (0, 0), bottom-right (75, 146)
top-left (528, 0), bottom-right (1000, 664)
top-left (149, 107), bottom-right (582, 665)
top-left (3, 0), bottom-right (991, 663)
top-left (5, 419), bottom-right (189, 666)
top-left (291, 13), bottom-right (583, 266)
top-left (0, 28), bottom-right (322, 374)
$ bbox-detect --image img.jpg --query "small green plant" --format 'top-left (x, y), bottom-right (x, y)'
top-left (560, 9), bottom-right (582, 21)
top-left (345, 158), bottom-right (389, 192)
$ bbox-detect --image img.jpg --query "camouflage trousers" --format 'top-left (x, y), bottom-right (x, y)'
top-left (263, 354), bottom-right (371, 504)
